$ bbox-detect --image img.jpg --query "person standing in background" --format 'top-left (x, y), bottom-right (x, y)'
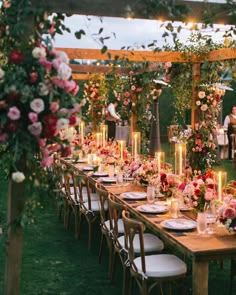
top-left (224, 105), bottom-right (236, 160)
top-left (106, 100), bottom-right (121, 141)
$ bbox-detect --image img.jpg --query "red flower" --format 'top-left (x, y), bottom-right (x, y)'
top-left (9, 49), bottom-right (24, 64)
top-left (232, 181), bottom-right (236, 187)
top-left (6, 92), bottom-right (20, 103)
top-left (43, 114), bottom-right (58, 138)
top-left (196, 133), bottom-right (201, 139)
top-left (69, 115), bottom-right (76, 125)
top-left (5, 121), bottom-right (19, 132)
top-left (194, 188), bottom-right (201, 195)
top-left (29, 72), bottom-right (38, 83)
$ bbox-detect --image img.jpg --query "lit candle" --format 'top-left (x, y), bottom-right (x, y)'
top-left (155, 152), bottom-right (161, 175)
top-left (218, 171), bottom-right (222, 202)
top-left (96, 132), bottom-right (102, 148)
top-left (179, 145), bottom-right (183, 175)
top-left (119, 140), bottom-right (125, 161)
top-left (101, 125), bottom-right (107, 147)
top-left (80, 121), bottom-right (85, 145)
top-left (134, 133), bottom-right (137, 160)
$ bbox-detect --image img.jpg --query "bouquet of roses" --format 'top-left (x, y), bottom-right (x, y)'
top-left (218, 196), bottom-right (236, 231)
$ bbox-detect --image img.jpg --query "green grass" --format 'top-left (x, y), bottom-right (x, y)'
top-left (1, 149), bottom-right (236, 294)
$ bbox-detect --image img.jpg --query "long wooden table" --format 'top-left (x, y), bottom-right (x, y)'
top-left (61, 158), bottom-right (236, 295)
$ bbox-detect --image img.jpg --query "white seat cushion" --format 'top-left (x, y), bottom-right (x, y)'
top-left (104, 218), bottom-right (124, 234)
top-left (118, 233), bottom-right (164, 253)
top-left (83, 200), bottom-right (108, 212)
top-left (134, 254), bottom-right (187, 278)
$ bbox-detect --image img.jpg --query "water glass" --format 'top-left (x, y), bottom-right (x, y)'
top-left (108, 164), bottom-right (115, 177)
top-left (197, 212), bottom-right (207, 234)
top-left (116, 173), bottom-right (123, 186)
top-left (146, 186), bottom-right (155, 203)
top-left (170, 198), bottom-right (179, 218)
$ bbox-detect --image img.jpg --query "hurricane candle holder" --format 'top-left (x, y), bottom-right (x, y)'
top-left (216, 171), bottom-right (227, 202)
top-left (95, 132), bottom-right (102, 148)
top-left (155, 151), bottom-right (165, 175)
top-left (100, 123), bottom-right (108, 147)
top-left (132, 131), bottom-right (140, 160)
top-left (118, 140), bottom-right (126, 161)
top-left (175, 143), bottom-right (186, 175)
top-left (80, 121), bottom-right (85, 145)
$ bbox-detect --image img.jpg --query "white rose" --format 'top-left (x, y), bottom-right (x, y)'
top-left (57, 62), bottom-right (72, 80)
top-left (12, 172), bottom-right (25, 183)
top-left (32, 47), bottom-right (47, 59)
top-left (0, 68), bottom-right (5, 79)
top-left (55, 51), bottom-right (70, 64)
top-left (30, 98), bottom-right (45, 113)
top-left (57, 118), bottom-right (69, 130)
top-left (38, 82), bottom-right (49, 96)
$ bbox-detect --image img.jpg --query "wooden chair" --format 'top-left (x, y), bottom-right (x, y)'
top-left (167, 125), bottom-right (179, 155)
top-left (95, 183), bottom-right (112, 275)
top-left (108, 196), bottom-right (164, 295)
top-left (122, 210), bottom-right (187, 295)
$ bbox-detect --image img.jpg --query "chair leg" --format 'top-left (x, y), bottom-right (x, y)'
top-left (98, 233), bottom-right (105, 264)
top-left (122, 265), bottom-right (130, 295)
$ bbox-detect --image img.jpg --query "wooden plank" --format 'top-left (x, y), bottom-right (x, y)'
top-left (72, 73), bottom-right (100, 80)
top-left (70, 64), bottom-right (129, 75)
top-left (206, 48), bottom-right (236, 62)
top-left (57, 47), bottom-right (197, 62)
top-left (192, 261), bottom-right (208, 295)
top-left (32, 0), bottom-right (230, 24)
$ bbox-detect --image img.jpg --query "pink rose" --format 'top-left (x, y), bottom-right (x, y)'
top-left (28, 112), bottom-right (38, 123)
top-left (38, 138), bottom-right (46, 147)
top-left (124, 91), bottom-right (130, 98)
top-left (50, 101), bottom-right (60, 113)
top-left (30, 98), bottom-right (45, 113)
top-left (0, 133), bottom-right (8, 142)
top-left (52, 57), bottom-right (62, 70)
top-left (204, 188), bottom-right (215, 201)
top-left (223, 207), bottom-right (236, 220)
top-left (57, 62), bottom-right (72, 80)
top-left (7, 106), bottom-right (20, 120)
top-left (41, 156), bottom-right (53, 167)
top-left (28, 122), bottom-right (42, 136)
top-left (39, 58), bottom-right (52, 71)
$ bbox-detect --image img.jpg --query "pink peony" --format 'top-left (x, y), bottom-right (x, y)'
top-left (223, 207), bottom-right (236, 220)
top-left (28, 112), bottom-right (38, 123)
top-left (7, 106), bottom-right (20, 120)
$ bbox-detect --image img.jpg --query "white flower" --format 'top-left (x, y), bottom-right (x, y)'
top-left (30, 98), bottom-right (45, 113)
top-left (0, 68), bottom-right (5, 79)
top-left (12, 171), bottom-right (25, 183)
top-left (38, 82), bottom-right (49, 96)
top-left (32, 47), bottom-right (47, 59)
top-left (28, 122), bottom-right (43, 136)
top-left (57, 118), bottom-right (69, 130)
top-left (200, 104), bottom-right (208, 112)
top-left (196, 100), bottom-right (201, 106)
top-left (55, 50), bottom-right (70, 64)
top-left (198, 91), bottom-right (206, 99)
top-left (57, 62), bottom-right (72, 80)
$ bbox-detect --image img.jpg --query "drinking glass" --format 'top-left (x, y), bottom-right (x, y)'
top-left (116, 172), bottom-right (123, 186)
top-left (170, 198), bottom-right (179, 218)
top-left (146, 186), bottom-right (155, 203)
top-left (108, 164), bottom-right (115, 177)
top-left (197, 212), bottom-right (207, 234)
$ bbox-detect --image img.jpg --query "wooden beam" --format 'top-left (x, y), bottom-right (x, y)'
top-left (206, 48), bottom-right (236, 62)
top-left (32, 0), bottom-right (230, 24)
top-left (70, 64), bottom-right (129, 75)
top-left (57, 47), bottom-right (198, 62)
top-left (72, 73), bottom-right (100, 80)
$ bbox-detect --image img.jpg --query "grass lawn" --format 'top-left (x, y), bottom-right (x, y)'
top-left (0, 146), bottom-right (236, 294)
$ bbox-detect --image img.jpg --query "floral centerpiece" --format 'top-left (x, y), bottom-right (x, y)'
top-left (187, 87), bottom-right (222, 172)
top-left (181, 170), bottom-right (217, 211)
top-left (218, 196), bottom-right (236, 231)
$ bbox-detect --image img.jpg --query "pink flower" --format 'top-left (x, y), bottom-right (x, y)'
top-left (200, 104), bottom-right (208, 112)
top-left (124, 91), bottom-right (130, 98)
top-left (28, 112), bottom-right (38, 123)
top-left (198, 91), bottom-right (206, 99)
top-left (0, 132), bottom-right (8, 142)
top-left (52, 57), bottom-right (62, 70)
top-left (136, 87), bottom-right (143, 92)
top-left (204, 188), bottom-right (215, 201)
top-left (39, 58), bottom-right (52, 71)
top-left (57, 62), bottom-right (72, 80)
top-left (50, 101), bottom-right (60, 113)
top-left (30, 98), bottom-right (45, 113)
top-left (28, 122), bottom-right (42, 136)
top-left (41, 156), bottom-right (54, 167)
top-left (7, 106), bottom-right (20, 120)
top-left (38, 138), bottom-right (46, 147)
top-left (223, 207), bottom-right (236, 220)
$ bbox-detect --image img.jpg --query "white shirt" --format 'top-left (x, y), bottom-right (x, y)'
top-left (107, 103), bottom-right (120, 121)
top-left (224, 114), bottom-right (236, 129)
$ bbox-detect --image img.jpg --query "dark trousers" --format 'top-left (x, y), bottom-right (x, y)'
top-left (106, 120), bottom-right (116, 141)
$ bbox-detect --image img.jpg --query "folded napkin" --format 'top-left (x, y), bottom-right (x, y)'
top-left (124, 192), bottom-right (146, 199)
top-left (166, 219), bottom-right (196, 229)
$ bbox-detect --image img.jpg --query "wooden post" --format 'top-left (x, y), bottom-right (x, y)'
top-left (191, 63), bottom-right (201, 127)
top-left (4, 177), bottom-right (25, 295)
top-left (130, 92), bottom-right (137, 133)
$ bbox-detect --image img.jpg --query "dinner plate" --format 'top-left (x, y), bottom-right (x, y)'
top-left (136, 204), bottom-right (168, 214)
top-left (160, 219), bottom-right (197, 230)
top-left (100, 177), bottom-right (117, 183)
top-left (83, 166), bottom-right (95, 171)
top-left (93, 171), bottom-right (109, 177)
top-left (122, 192), bottom-right (147, 200)
top-left (123, 177), bottom-right (134, 182)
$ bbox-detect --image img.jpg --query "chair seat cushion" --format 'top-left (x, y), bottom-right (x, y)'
top-left (118, 233), bottom-right (164, 253)
top-left (134, 254), bottom-right (187, 278)
top-left (104, 218), bottom-right (124, 234)
top-left (84, 200), bottom-right (108, 212)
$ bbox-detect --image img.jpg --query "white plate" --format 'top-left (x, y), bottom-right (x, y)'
top-left (161, 219), bottom-right (197, 230)
top-left (83, 166), bottom-right (95, 171)
top-left (100, 177), bottom-right (117, 183)
top-left (122, 192), bottom-right (147, 200)
top-left (123, 177), bottom-right (134, 182)
top-left (136, 204), bottom-right (168, 214)
top-left (75, 159), bottom-right (87, 163)
top-left (93, 171), bottom-right (109, 177)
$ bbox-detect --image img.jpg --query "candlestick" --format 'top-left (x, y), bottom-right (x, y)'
top-left (80, 121), bottom-right (85, 145)
top-left (132, 132), bottom-right (140, 160)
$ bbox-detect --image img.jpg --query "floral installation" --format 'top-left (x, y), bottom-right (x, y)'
top-left (187, 86), bottom-right (222, 172)
top-left (218, 195), bottom-right (236, 232)
top-left (0, 1), bottom-right (81, 206)
top-left (82, 75), bottom-right (107, 127)
top-left (160, 172), bottom-right (181, 198)
top-left (180, 170), bottom-right (217, 212)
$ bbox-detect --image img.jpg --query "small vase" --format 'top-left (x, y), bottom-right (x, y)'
top-left (196, 212), bottom-right (207, 234)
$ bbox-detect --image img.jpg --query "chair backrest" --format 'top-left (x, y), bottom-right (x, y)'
top-left (74, 170), bottom-right (92, 208)
top-left (107, 195), bottom-right (126, 247)
top-left (96, 182), bottom-right (109, 226)
top-left (122, 210), bottom-right (146, 274)
top-left (63, 169), bottom-right (78, 203)
top-left (167, 125), bottom-right (179, 142)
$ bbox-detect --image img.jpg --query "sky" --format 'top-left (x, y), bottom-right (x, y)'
top-left (53, 14), bottom-right (234, 51)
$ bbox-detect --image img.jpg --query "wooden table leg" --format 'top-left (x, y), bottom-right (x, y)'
top-left (192, 260), bottom-right (209, 295)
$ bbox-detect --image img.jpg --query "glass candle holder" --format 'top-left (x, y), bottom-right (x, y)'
top-left (132, 131), bottom-right (140, 160)
top-left (100, 123), bottom-right (108, 147)
top-left (175, 143), bottom-right (186, 175)
top-left (155, 151), bottom-right (165, 175)
top-left (118, 140), bottom-right (126, 161)
top-left (214, 171), bottom-right (227, 202)
top-left (79, 121), bottom-right (85, 145)
top-left (95, 132), bottom-right (102, 148)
